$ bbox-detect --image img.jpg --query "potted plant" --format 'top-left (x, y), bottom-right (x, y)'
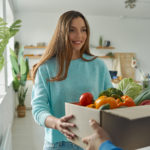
top-left (0, 17), bottom-right (21, 71)
top-left (17, 85), bottom-right (28, 117)
top-left (10, 48), bottom-right (29, 117)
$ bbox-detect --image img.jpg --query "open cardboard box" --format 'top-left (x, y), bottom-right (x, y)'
top-left (65, 103), bottom-right (150, 150)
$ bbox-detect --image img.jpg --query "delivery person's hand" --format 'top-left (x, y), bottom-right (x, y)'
top-left (55, 114), bottom-right (77, 140)
top-left (82, 119), bottom-right (110, 150)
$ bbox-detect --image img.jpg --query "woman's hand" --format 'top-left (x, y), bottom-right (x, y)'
top-left (55, 114), bottom-right (77, 140)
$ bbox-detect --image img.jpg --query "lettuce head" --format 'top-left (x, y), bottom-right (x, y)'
top-left (118, 78), bottom-right (142, 100)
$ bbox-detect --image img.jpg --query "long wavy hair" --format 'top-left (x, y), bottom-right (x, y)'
top-left (32, 10), bottom-right (96, 82)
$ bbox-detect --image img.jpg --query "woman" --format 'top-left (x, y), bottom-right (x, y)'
top-left (32, 10), bottom-right (112, 150)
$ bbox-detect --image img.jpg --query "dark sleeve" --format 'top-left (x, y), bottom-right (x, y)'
top-left (99, 140), bottom-right (122, 150)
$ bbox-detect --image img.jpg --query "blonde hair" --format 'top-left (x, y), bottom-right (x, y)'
top-left (32, 10), bottom-right (96, 82)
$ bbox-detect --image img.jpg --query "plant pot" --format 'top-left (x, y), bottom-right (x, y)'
top-left (17, 105), bottom-right (26, 117)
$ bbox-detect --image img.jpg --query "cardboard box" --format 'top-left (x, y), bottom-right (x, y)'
top-left (65, 103), bottom-right (150, 150)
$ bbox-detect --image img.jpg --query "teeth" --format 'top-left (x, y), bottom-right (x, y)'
top-left (73, 41), bottom-right (81, 44)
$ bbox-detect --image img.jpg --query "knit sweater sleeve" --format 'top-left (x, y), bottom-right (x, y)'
top-left (103, 62), bottom-right (113, 90)
top-left (31, 64), bottom-right (51, 127)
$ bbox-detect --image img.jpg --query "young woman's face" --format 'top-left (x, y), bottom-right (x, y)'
top-left (69, 17), bottom-right (87, 52)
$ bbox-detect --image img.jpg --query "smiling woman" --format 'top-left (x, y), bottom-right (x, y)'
top-left (31, 10), bottom-right (112, 150)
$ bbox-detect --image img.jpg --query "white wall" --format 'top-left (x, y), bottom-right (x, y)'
top-left (0, 0), bottom-right (3, 17)
top-left (88, 15), bottom-right (150, 75)
top-left (0, 84), bottom-right (15, 150)
top-left (15, 12), bottom-right (150, 80)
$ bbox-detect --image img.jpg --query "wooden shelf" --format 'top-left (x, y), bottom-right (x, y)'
top-left (96, 46), bottom-right (115, 49)
top-left (24, 55), bottom-right (41, 58)
top-left (24, 46), bottom-right (47, 49)
top-left (98, 56), bottom-right (113, 59)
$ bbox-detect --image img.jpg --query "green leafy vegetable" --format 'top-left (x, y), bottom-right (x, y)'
top-left (99, 87), bottom-right (123, 98)
top-left (134, 87), bottom-right (150, 105)
top-left (118, 78), bottom-right (142, 100)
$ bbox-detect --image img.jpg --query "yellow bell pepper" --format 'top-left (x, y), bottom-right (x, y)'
top-left (94, 96), bottom-right (118, 109)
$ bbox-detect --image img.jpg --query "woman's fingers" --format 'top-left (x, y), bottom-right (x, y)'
top-left (60, 114), bottom-right (76, 128)
top-left (66, 135), bottom-right (73, 140)
top-left (59, 114), bottom-right (77, 139)
top-left (61, 128), bottom-right (76, 139)
top-left (60, 122), bottom-right (76, 128)
top-left (60, 114), bottom-right (74, 122)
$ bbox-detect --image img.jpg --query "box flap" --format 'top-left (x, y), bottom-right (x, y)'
top-left (103, 105), bottom-right (150, 120)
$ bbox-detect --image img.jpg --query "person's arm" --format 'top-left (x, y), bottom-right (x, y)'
top-left (31, 64), bottom-right (76, 139)
top-left (82, 119), bottom-right (122, 150)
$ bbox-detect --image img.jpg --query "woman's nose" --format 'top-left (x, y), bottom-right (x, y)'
top-left (76, 30), bottom-right (82, 38)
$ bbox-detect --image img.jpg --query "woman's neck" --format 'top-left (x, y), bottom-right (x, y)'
top-left (72, 50), bottom-right (80, 60)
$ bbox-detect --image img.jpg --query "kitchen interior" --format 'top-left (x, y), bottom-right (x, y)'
top-left (0, 0), bottom-right (150, 150)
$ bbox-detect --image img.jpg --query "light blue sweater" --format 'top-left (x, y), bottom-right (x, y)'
top-left (31, 54), bottom-right (112, 144)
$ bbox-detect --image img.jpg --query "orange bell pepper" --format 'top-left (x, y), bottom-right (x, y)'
top-left (94, 96), bottom-right (118, 109)
top-left (86, 103), bottom-right (96, 108)
top-left (116, 95), bottom-right (135, 107)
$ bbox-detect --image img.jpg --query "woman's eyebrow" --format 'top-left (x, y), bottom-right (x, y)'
top-left (70, 26), bottom-right (86, 28)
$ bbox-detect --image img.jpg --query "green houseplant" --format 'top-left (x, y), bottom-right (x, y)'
top-left (0, 17), bottom-right (21, 71)
top-left (10, 48), bottom-right (29, 117)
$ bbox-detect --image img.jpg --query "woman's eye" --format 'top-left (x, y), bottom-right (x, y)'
top-left (69, 28), bottom-right (87, 33)
top-left (82, 29), bottom-right (87, 32)
top-left (69, 29), bottom-right (74, 32)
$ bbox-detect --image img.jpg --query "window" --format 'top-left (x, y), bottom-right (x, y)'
top-left (6, 0), bottom-right (14, 87)
top-left (0, 0), bottom-right (6, 95)
top-left (0, 0), bottom-right (14, 95)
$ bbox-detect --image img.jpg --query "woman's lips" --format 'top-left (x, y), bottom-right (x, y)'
top-left (72, 41), bottom-right (82, 45)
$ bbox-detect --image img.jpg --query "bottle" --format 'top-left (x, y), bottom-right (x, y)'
top-left (99, 36), bottom-right (103, 47)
